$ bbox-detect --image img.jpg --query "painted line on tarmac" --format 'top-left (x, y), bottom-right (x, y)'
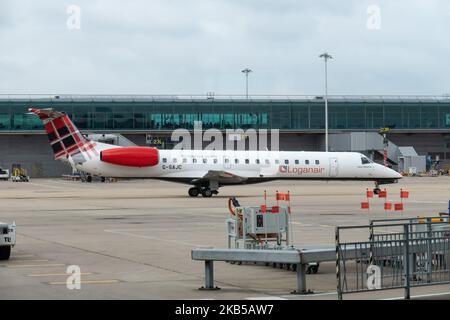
top-left (382, 291), bottom-right (450, 300)
top-left (48, 279), bottom-right (120, 285)
top-left (2, 264), bottom-right (65, 268)
top-left (104, 229), bottom-right (207, 247)
top-left (409, 201), bottom-right (448, 204)
top-left (291, 222), bottom-right (335, 228)
top-left (27, 182), bottom-right (62, 189)
top-left (28, 272), bottom-right (93, 277)
top-left (280, 291), bottom-right (337, 299)
top-left (11, 255), bottom-right (35, 258)
top-left (245, 291), bottom-right (337, 300)
top-left (7, 259), bottom-right (49, 263)
top-left (245, 296), bottom-right (288, 300)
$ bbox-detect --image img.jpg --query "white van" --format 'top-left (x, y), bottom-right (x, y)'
top-left (0, 168), bottom-right (9, 181)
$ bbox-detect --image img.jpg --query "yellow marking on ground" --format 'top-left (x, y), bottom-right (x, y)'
top-left (28, 272), bottom-right (93, 277)
top-left (2, 264), bottom-right (65, 268)
top-left (48, 279), bottom-right (119, 285)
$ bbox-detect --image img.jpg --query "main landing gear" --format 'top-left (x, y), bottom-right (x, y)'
top-left (188, 187), bottom-right (219, 198)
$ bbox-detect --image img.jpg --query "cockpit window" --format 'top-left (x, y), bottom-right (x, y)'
top-left (361, 156), bottom-right (372, 165)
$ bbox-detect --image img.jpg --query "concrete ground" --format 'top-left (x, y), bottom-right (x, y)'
top-left (0, 177), bottom-right (449, 300)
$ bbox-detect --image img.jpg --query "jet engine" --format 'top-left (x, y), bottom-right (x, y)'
top-left (100, 147), bottom-right (159, 167)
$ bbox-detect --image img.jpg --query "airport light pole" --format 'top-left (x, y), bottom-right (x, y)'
top-left (241, 68), bottom-right (252, 99)
top-left (319, 53), bottom-right (332, 152)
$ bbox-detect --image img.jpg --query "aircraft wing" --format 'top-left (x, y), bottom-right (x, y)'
top-left (191, 170), bottom-right (248, 185)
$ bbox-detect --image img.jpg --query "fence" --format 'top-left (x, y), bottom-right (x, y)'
top-left (336, 216), bottom-right (450, 299)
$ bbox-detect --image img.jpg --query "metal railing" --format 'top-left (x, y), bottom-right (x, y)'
top-left (336, 216), bottom-right (450, 299)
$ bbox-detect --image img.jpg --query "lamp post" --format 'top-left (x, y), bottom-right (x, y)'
top-left (241, 68), bottom-right (252, 99)
top-left (319, 53), bottom-right (332, 152)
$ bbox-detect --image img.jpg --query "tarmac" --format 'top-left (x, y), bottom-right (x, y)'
top-left (0, 176), bottom-right (449, 300)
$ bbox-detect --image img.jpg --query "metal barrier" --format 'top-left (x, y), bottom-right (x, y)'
top-left (336, 217), bottom-right (450, 300)
top-left (192, 247), bottom-right (337, 294)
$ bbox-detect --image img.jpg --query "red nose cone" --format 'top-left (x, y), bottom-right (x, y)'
top-left (100, 147), bottom-right (159, 167)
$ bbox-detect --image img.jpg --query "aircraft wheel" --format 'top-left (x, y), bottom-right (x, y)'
top-left (86, 175), bottom-right (92, 183)
top-left (373, 187), bottom-right (381, 195)
top-left (0, 246), bottom-right (11, 260)
top-left (188, 187), bottom-right (200, 197)
top-left (201, 188), bottom-right (213, 198)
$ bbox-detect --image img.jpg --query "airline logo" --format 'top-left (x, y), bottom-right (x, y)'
top-left (279, 165), bottom-right (325, 175)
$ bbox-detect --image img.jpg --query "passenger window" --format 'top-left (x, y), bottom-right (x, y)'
top-left (361, 157), bottom-right (370, 165)
top-left (275, 159), bottom-right (279, 164)
top-left (225, 158), bottom-right (229, 164)
top-left (213, 158), bottom-right (218, 164)
top-left (305, 160), bottom-right (310, 165)
top-left (203, 158), bottom-right (207, 164)
top-left (265, 159), bottom-right (270, 165)
top-left (235, 159), bottom-right (239, 164)
top-left (162, 158), bottom-right (167, 163)
top-left (173, 158), bottom-right (177, 163)
top-left (256, 159), bottom-right (260, 164)
top-left (315, 160), bottom-right (320, 165)
top-left (192, 158), bottom-right (197, 163)
top-left (284, 160), bottom-right (289, 164)
top-left (295, 160), bottom-right (299, 165)
top-left (245, 159), bottom-right (249, 164)
top-left (182, 158), bottom-right (187, 163)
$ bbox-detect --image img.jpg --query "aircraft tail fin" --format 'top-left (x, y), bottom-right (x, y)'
top-left (28, 108), bottom-right (98, 160)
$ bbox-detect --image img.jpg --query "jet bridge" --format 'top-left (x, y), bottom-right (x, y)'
top-left (328, 132), bottom-right (424, 169)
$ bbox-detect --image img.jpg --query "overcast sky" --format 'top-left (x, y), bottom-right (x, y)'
top-left (1, 0), bottom-right (450, 95)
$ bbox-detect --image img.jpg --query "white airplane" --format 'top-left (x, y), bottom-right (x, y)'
top-left (29, 108), bottom-right (402, 197)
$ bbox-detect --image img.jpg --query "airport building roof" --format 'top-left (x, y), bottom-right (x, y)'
top-left (0, 94), bottom-right (449, 133)
top-left (1, 94), bottom-right (450, 103)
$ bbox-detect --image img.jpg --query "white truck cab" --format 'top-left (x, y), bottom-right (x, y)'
top-left (0, 222), bottom-right (16, 260)
top-left (0, 168), bottom-right (9, 181)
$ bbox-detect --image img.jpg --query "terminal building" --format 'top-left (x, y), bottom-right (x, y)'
top-left (0, 94), bottom-right (449, 177)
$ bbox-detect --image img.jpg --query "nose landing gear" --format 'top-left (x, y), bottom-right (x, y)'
top-left (373, 182), bottom-right (381, 195)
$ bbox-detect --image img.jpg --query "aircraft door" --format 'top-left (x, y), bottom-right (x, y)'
top-left (330, 157), bottom-right (339, 177)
